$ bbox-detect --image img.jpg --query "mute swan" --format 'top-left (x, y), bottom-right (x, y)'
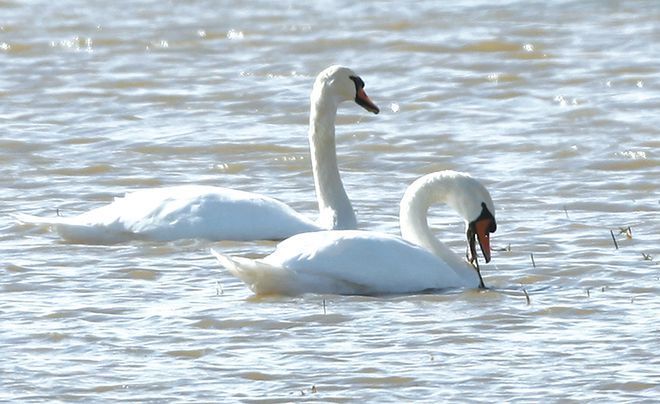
top-left (212, 171), bottom-right (497, 296)
top-left (16, 65), bottom-right (379, 244)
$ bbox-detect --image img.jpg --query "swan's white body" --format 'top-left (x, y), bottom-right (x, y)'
top-left (16, 66), bottom-right (379, 244)
top-left (213, 230), bottom-right (479, 295)
top-left (17, 186), bottom-right (319, 243)
top-left (214, 171), bottom-right (497, 296)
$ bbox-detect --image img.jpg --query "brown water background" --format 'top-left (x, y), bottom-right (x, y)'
top-left (2, 0), bottom-right (659, 401)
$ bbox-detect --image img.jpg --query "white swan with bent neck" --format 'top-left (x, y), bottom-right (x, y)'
top-left (213, 170), bottom-right (498, 296)
top-left (16, 65), bottom-right (379, 244)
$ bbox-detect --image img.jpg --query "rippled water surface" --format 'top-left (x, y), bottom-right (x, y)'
top-left (2, 0), bottom-right (659, 401)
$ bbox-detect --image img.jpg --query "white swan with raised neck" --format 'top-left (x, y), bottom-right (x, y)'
top-left (16, 65), bottom-right (379, 244)
top-left (213, 170), bottom-right (498, 295)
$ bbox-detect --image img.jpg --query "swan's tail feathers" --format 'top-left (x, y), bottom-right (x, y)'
top-left (211, 249), bottom-right (299, 296)
top-left (211, 249), bottom-right (246, 277)
top-left (13, 213), bottom-right (69, 226)
top-left (14, 213), bottom-right (128, 244)
top-left (211, 248), bottom-right (270, 284)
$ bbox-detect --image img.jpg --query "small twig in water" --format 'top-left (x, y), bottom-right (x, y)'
top-left (523, 288), bottom-right (531, 305)
top-left (619, 226), bottom-right (632, 239)
top-left (610, 230), bottom-right (619, 250)
top-left (642, 253), bottom-right (653, 261)
top-left (563, 206), bottom-right (570, 219)
top-left (300, 385), bottom-right (318, 396)
top-left (586, 288), bottom-right (590, 298)
top-left (322, 299), bottom-right (326, 315)
top-left (56, 208), bottom-right (61, 217)
top-left (530, 253), bottom-right (536, 269)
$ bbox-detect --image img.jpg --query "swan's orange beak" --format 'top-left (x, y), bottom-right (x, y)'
top-left (355, 88), bottom-right (380, 114)
top-left (474, 218), bottom-right (493, 263)
top-left (467, 204), bottom-right (496, 289)
top-left (467, 216), bottom-right (495, 266)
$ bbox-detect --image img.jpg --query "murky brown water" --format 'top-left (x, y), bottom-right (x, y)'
top-left (2, 0), bottom-right (659, 401)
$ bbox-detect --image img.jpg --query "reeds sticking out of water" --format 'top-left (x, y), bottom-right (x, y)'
top-left (619, 226), bottom-right (632, 239)
top-left (300, 385), bottom-right (318, 396)
top-left (523, 288), bottom-right (531, 305)
top-left (610, 229), bottom-right (619, 249)
top-left (610, 226), bottom-right (633, 250)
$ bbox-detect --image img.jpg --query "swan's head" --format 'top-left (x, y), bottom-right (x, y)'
top-left (448, 173), bottom-right (497, 265)
top-left (467, 201), bottom-right (497, 265)
top-left (400, 171), bottom-right (497, 288)
top-left (314, 65), bottom-right (380, 114)
top-left (417, 171), bottom-right (497, 264)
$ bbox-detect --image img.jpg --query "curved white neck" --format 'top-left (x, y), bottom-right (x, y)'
top-left (399, 175), bottom-right (479, 282)
top-left (308, 90), bottom-right (356, 230)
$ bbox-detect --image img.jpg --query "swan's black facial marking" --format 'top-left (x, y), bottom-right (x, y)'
top-left (474, 202), bottom-right (497, 233)
top-left (349, 75), bottom-right (379, 114)
top-left (349, 75), bottom-right (365, 92)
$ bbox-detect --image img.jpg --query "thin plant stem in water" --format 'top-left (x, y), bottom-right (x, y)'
top-left (610, 230), bottom-right (619, 249)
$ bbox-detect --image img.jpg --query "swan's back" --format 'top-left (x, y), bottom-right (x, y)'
top-left (112, 185), bottom-right (320, 241)
top-left (22, 185), bottom-right (320, 243)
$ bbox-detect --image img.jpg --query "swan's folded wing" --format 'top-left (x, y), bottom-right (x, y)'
top-left (263, 231), bottom-right (468, 294)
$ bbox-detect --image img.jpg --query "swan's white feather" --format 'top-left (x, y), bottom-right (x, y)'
top-left (18, 185), bottom-right (320, 244)
top-left (214, 230), bottom-right (479, 295)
